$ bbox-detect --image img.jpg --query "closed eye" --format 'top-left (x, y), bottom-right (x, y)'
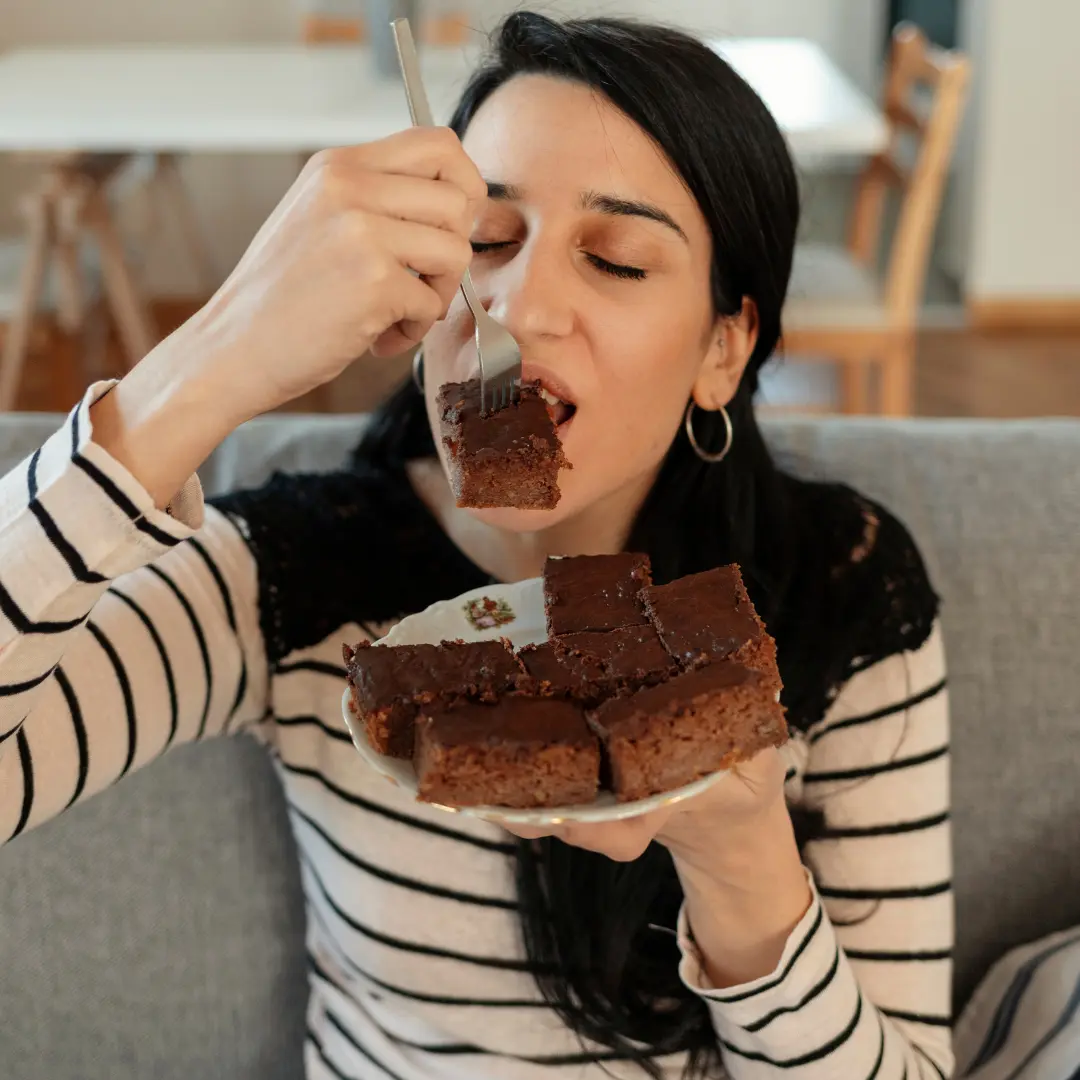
top-left (471, 241), bottom-right (647, 281)
top-left (585, 254), bottom-right (646, 281)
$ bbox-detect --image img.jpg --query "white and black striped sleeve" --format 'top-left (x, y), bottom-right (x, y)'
top-left (677, 622), bottom-right (953, 1079)
top-left (0, 381), bottom-right (270, 846)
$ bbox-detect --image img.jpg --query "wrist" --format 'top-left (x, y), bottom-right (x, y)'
top-left (665, 791), bottom-right (795, 882)
top-left (670, 798), bottom-right (811, 989)
top-left (90, 328), bottom-right (239, 509)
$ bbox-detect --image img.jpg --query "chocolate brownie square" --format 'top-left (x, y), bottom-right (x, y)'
top-left (343, 639), bottom-right (521, 759)
top-left (554, 624), bottom-right (677, 692)
top-left (543, 553), bottom-right (652, 636)
top-left (590, 662), bottom-right (788, 802)
top-left (516, 641), bottom-right (609, 706)
top-left (415, 697), bottom-right (600, 808)
top-left (437, 378), bottom-right (569, 510)
top-left (641, 565), bottom-right (779, 688)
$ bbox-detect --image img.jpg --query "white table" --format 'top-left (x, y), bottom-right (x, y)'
top-left (0, 39), bottom-right (884, 405)
top-left (0, 40), bottom-right (886, 159)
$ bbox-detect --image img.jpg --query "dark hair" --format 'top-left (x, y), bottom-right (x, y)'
top-left (355, 12), bottom-right (862, 1077)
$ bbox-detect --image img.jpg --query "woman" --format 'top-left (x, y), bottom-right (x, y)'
top-left (0, 13), bottom-right (952, 1080)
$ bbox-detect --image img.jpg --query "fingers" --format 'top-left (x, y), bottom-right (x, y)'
top-left (560, 820), bottom-right (657, 862)
top-left (372, 267), bottom-right (446, 354)
top-left (379, 217), bottom-right (471, 320)
top-left (318, 129), bottom-right (487, 211)
top-left (376, 216), bottom-right (473, 284)
top-left (483, 815), bottom-right (661, 863)
top-left (351, 172), bottom-right (474, 237)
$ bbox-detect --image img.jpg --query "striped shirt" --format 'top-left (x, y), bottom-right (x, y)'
top-left (0, 382), bottom-right (954, 1079)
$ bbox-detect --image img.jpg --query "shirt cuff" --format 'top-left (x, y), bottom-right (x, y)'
top-left (0, 379), bottom-right (204, 595)
top-left (677, 868), bottom-right (838, 1030)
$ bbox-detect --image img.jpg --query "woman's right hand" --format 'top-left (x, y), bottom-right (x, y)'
top-left (92, 128), bottom-right (486, 507)
top-left (187, 129), bottom-right (487, 416)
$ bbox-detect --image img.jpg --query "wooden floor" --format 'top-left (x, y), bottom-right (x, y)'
top-left (5, 301), bottom-right (1080, 419)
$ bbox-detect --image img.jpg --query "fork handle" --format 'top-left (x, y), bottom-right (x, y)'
top-left (458, 268), bottom-right (485, 323)
top-left (392, 20), bottom-right (435, 127)
top-left (393, 19), bottom-right (488, 329)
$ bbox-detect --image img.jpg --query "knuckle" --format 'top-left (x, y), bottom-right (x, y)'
top-left (311, 154), bottom-right (353, 209)
top-left (432, 125), bottom-right (461, 149)
top-left (343, 210), bottom-right (375, 247)
top-left (367, 251), bottom-right (397, 290)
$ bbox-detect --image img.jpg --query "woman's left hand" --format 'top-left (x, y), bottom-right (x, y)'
top-left (493, 746), bottom-right (787, 864)
top-left (494, 746), bottom-right (811, 989)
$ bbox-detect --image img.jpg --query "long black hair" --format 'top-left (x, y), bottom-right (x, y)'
top-left (354, 12), bottom-right (910, 1076)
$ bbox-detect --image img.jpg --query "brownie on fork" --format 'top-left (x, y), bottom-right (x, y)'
top-left (437, 379), bottom-right (569, 510)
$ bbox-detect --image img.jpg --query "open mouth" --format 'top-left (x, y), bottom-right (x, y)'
top-left (537, 385), bottom-right (577, 428)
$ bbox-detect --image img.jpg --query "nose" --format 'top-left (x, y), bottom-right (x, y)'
top-left (480, 240), bottom-right (575, 345)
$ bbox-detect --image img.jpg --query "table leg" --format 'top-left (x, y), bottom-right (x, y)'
top-left (53, 190), bottom-right (87, 334)
top-left (0, 192), bottom-right (53, 411)
top-left (82, 186), bottom-right (157, 367)
top-left (153, 153), bottom-right (217, 292)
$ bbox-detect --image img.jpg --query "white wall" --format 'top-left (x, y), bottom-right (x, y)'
top-left (965, 0), bottom-right (1080, 300)
top-left (475, 0), bottom-right (885, 92)
top-left (0, 0), bottom-right (884, 295)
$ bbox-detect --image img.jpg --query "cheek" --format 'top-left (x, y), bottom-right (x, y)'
top-left (588, 305), bottom-right (704, 450)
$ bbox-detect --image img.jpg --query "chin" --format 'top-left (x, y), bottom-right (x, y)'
top-left (462, 499), bottom-right (581, 534)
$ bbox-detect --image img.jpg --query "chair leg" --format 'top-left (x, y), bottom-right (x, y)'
top-left (839, 360), bottom-right (870, 415)
top-left (82, 188), bottom-right (158, 368)
top-left (880, 337), bottom-right (916, 416)
top-left (53, 189), bottom-right (88, 335)
top-left (153, 153), bottom-right (217, 293)
top-left (0, 193), bottom-right (54, 411)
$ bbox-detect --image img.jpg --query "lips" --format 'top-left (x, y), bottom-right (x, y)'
top-left (537, 385), bottom-right (577, 427)
top-left (527, 368), bottom-right (578, 428)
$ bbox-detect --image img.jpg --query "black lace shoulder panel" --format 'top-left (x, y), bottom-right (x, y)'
top-left (772, 480), bottom-right (941, 730)
top-left (210, 465), bottom-right (487, 665)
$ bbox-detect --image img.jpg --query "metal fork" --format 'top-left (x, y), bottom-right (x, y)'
top-left (391, 18), bottom-right (522, 414)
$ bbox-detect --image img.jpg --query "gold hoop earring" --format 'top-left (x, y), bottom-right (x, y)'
top-left (684, 400), bottom-right (733, 464)
top-left (412, 349), bottom-right (424, 392)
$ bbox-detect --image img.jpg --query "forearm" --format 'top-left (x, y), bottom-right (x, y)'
top-left (90, 322), bottom-right (243, 510)
top-left (670, 796), bottom-right (812, 988)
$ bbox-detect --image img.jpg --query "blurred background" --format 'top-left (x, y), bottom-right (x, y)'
top-left (0, 0), bottom-right (1076, 418)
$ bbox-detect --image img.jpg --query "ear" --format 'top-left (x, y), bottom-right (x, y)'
top-left (692, 298), bottom-right (760, 410)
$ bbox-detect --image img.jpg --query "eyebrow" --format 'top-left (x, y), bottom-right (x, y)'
top-left (486, 180), bottom-right (524, 201)
top-left (484, 180), bottom-right (687, 241)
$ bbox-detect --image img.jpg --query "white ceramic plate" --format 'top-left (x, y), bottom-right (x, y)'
top-left (340, 578), bottom-right (730, 825)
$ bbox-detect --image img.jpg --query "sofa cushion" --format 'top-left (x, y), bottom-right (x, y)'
top-left (0, 410), bottom-right (1077, 1079)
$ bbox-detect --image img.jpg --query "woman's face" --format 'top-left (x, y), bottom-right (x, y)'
top-left (423, 74), bottom-right (742, 530)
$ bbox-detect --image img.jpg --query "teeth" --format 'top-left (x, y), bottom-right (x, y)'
top-left (539, 387), bottom-right (563, 408)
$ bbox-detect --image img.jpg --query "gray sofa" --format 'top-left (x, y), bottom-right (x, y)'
top-left (1, 410), bottom-right (1078, 1080)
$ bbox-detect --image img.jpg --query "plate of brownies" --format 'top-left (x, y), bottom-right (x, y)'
top-left (341, 553), bottom-right (787, 825)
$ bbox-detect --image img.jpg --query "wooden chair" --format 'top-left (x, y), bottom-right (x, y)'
top-left (780, 24), bottom-right (971, 416)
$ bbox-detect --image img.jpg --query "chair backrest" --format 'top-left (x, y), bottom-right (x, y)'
top-left (300, 5), bottom-right (469, 45)
top-left (847, 23), bottom-right (971, 326)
